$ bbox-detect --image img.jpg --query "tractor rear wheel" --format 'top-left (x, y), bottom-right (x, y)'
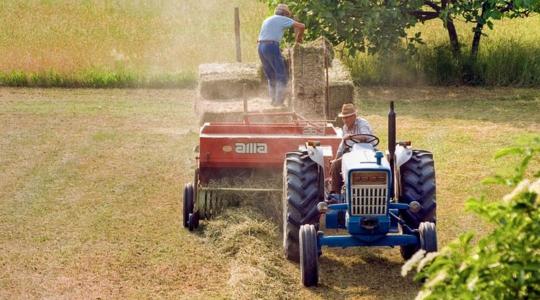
top-left (398, 150), bottom-right (436, 260)
top-left (283, 150), bottom-right (323, 262)
top-left (183, 183), bottom-right (194, 228)
top-left (300, 224), bottom-right (319, 287)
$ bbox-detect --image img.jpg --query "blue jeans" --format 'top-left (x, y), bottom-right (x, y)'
top-left (258, 41), bottom-right (288, 104)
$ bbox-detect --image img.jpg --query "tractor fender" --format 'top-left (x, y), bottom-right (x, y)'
top-left (395, 144), bottom-right (413, 168)
top-left (393, 144), bottom-right (412, 200)
top-left (306, 146), bottom-right (325, 168)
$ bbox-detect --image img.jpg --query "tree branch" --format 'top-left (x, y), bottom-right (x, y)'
top-left (410, 10), bottom-right (440, 21)
top-left (424, 1), bottom-right (441, 12)
top-left (498, 1), bottom-right (514, 13)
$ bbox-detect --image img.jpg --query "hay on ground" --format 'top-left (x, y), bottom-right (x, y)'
top-left (204, 207), bottom-right (297, 299)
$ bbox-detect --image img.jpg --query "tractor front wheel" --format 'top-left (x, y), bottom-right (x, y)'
top-left (283, 150), bottom-right (323, 262)
top-left (419, 222), bottom-right (437, 252)
top-left (300, 224), bottom-right (319, 287)
top-left (183, 183), bottom-right (194, 228)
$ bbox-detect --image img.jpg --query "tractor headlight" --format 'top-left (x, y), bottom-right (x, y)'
top-left (317, 202), bottom-right (328, 213)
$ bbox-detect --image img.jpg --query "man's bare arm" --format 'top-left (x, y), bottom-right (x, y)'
top-left (293, 21), bottom-right (305, 43)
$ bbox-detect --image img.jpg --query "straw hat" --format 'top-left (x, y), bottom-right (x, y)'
top-left (275, 4), bottom-right (291, 16)
top-left (338, 103), bottom-right (357, 118)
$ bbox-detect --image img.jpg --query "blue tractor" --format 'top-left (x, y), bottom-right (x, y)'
top-left (282, 102), bottom-right (437, 286)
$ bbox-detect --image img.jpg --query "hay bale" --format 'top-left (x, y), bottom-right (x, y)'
top-left (198, 63), bottom-right (262, 100)
top-left (327, 59), bottom-right (355, 123)
top-left (290, 37), bottom-right (341, 119)
top-left (290, 40), bottom-right (326, 119)
top-left (328, 59), bottom-right (352, 82)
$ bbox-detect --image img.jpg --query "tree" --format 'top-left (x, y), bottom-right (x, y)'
top-left (452, 0), bottom-right (540, 59)
top-left (264, 0), bottom-right (540, 60)
top-left (264, 0), bottom-right (425, 56)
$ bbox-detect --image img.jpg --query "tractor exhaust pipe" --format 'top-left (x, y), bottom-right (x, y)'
top-left (388, 101), bottom-right (396, 197)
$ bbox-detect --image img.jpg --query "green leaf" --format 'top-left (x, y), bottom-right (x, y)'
top-left (494, 147), bottom-right (524, 159)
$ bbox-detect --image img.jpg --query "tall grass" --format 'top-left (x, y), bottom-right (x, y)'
top-left (346, 16), bottom-right (540, 86)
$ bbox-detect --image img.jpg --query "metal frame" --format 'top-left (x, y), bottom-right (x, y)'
top-left (319, 202), bottom-right (419, 248)
top-left (318, 167), bottom-right (420, 250)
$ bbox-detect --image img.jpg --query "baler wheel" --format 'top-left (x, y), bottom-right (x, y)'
top-left (300, 224), bottom-right (319, 287)
top-left (283, 150), bottom-right (323, 262)
top-left (419, 222), bottom-right (437, 252)
top-left (399, 150), bottom-right (436, 260)
top-left (188, 212), bottom-right (200, 231)
top-left (183, 183), bottom-right (194, 228)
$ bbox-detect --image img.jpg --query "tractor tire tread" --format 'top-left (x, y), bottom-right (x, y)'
top-left (283, 151), bottom-right (323, 262)
top-left (399, 149), bottom-right (437, 259)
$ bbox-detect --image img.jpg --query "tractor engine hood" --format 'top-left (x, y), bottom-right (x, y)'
top-left (342, 144), bottom-right (391, 185)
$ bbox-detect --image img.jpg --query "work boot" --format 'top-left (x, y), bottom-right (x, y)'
top-left (268, 81), bottom-right (277, 104)
top-left (274, 81), bottom-right (287, 106)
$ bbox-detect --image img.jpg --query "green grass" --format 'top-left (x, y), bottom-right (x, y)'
top-left (0, 87), bottom-right (538, 298)
top-left (0, 69), bottom-right (197, 88)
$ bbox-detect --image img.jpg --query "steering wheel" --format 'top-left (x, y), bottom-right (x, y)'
top-left (344, 133), bottom-right (380, 148)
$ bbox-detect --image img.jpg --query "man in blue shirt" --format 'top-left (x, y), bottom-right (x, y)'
top-left (258, 4), bottom-right (305, 106)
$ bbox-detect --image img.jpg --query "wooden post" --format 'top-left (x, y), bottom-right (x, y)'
top-left (323, 41), bottom-right (330, 121)
top-left (242, 83), bottom-right (249, 123)
top-left (234, 7), bottom-right (242, 62)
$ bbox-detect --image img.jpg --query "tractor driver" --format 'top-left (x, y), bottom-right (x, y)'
top-left (330, 103), bottom-right (375, 194)
top-left (257, 4), bottom-right (305, 106)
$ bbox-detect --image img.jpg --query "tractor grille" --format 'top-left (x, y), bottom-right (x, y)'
top-left (350, 185), bottom-right (388, 216)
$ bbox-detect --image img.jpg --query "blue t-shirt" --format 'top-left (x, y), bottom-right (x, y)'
top-left (258, 15), bottom-right (294, 42)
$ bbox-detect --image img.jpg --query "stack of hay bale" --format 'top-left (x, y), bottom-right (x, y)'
top-left (290, 41), bottom-right (326, 119)
top-left (194, 40), bottom-right (355, 125)
top-left (289, 38), bottom-right (355, 122)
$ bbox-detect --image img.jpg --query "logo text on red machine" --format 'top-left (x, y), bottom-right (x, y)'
top-left (235, 143), bottom-right (268, 154)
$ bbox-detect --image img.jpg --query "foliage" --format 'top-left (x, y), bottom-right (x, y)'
top-left (403, 137), bottom-right (540, 300)
top-left (451, 0), bottom-right (540, 31)
top-left (263, 1), bottom-right (540, 58)
top-left (264, 0), bottom-right (424, 56)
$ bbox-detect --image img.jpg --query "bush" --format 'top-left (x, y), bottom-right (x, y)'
top-left (403, 137), bottom-right (540, 300)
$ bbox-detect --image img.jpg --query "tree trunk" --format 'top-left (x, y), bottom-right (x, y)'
top-left (465, 22), bottom-right (484, 84)
top-left (445, 18), bottom-right (460, 56)
top-left (471, 2), bottom-right (490, 60)
top-left (471, 23), bottom-right (483, 59)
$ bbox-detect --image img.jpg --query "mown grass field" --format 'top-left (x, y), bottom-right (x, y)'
top-left (1, 1), bottom-right (539, 86)
top-left (1, 87), bottom-right (538, 298)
